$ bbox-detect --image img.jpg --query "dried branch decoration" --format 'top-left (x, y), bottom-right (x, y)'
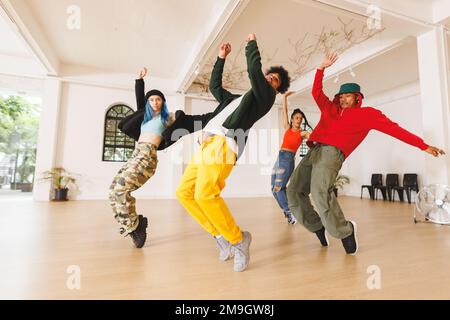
top-left (189, 18), bottom-right (385, 95)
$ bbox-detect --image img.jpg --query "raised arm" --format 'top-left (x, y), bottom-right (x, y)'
top-left (135, 67), bottom-right (148, 111)
top-left (369, 108), bottom-right (445, 157)
top-left (209, 43), bottom-right (234, 103)
top-left (312, 53), bottom-right (338, 112)
top-left (282, 91), bottom-right (293, 130)
top-left (245, 34), bottom-right (276, 102)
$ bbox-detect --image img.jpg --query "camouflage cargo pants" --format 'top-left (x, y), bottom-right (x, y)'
top-left (109, 142), bottom-right (158, 236)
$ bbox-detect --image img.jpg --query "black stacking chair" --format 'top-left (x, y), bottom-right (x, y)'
top-left (376, 174), bottom-right (400, 201)
top-left (403, 173), bottom-right (419, 203)
top-left (361, 174), bottom-right (383, 200)
top-left (387, 174), bottom-right (400, 201)
top-left (391, 174), bottom-right (419, 203)
top-left (374, 177), bottom-right (389, 201)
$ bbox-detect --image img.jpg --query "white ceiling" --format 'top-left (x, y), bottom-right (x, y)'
top-left (0, 12), bottom-right (31, 57)
top-left (0, 0), bottom-right (448, 98)
top-left (189, 0), bottom-right (387, 93)
top-left (348, 0), bottom-right (433, 22)
top-left (186, 0), bottom-right (443, 94)
top-left (293, 39), bottom-right (419, 108)
top-left (0, 9), bottom-right (48, 76)
top-left (23, 0), bottom-right (230, 79)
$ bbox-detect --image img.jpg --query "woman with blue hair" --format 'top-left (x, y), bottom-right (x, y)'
top-left (109, 67), bottom-right (175, 248)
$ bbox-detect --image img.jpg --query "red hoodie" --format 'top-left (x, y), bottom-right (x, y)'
top-left (307, 69), bottom-right (429, 158)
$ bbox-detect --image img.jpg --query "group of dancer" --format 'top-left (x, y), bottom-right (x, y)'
top-left (109, 34), bottom-right (446, 272)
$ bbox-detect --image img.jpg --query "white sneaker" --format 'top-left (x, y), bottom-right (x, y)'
top-left (215, 236), bottom-right (234, 261)
top-left (232, 231), bottom-right (252, 272)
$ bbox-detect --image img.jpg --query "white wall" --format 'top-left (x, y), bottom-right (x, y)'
top-left (55, 82), bottom-right (185, 200)
top-left (0, 73), bottom-right (44, 95)
top-left (41, 81), bottom-right (291, 200)
top-left (42, 79), bottom-right (430, 201)
top-left (339, 82), bottom-right (427, 198)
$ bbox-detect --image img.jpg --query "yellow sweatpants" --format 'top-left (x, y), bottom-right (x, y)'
top-left (176, 135), bottom-right (242, 244)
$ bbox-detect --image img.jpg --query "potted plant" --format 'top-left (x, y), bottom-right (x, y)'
top-left (333, 175), bottom-right (350, 197)
top-left (40, 167), bottom-right (78, 201)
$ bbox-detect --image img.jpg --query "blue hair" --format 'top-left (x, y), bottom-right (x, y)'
top-left (143, 100), bottom-right (169, 124)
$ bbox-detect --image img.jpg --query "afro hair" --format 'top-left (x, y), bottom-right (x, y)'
top-left (265, 66), bottom-right (291, 94)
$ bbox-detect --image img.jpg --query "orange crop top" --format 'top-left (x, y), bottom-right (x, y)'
top-left (281, 128), bottom-right (303, 152)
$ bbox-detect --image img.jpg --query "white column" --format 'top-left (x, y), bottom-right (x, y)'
top-left (33, 78), bottom-right (62, 201)
top-left (416, 26), bottom-right (450, 185)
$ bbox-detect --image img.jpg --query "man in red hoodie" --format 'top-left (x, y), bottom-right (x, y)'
top-left (287, 52), bottom-right (446, 255)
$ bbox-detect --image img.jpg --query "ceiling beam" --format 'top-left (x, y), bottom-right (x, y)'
top-left (175, 0), bottom-right (250, 94)
top-left (284, 0), bottom-right (444, 101)
top-left (288, 31), bottom-right (408, 97)
top-left (315, 0), bottom-right (432, 26)
top-left (0, 0), bottom-right (60, 76)
top-left (0, 53), bottom-right (48, 77)
top-left (313, 0), bottom-right (449, 33)
top-left (432, 0), bottom-right (450, 24)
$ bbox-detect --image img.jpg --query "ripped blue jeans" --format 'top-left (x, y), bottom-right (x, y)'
top-left (271, 150), bottom-right (295, 215)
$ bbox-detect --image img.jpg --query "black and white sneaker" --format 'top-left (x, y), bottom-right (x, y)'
top-left (129, 215), bottom-right (148, 248)
top-left (284, 212), bottom-right (298, 225)
top-left (341, 220), bottom-right (358, 255)
top-left (314, 227), bottom-right (329, 247)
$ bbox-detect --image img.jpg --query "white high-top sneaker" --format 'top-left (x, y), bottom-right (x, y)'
top-left (215, 236), bottom-right (234, 261)
top-left (232, 231), bottom-right (252, 272)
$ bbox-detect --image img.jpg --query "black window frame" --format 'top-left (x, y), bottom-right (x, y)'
top-left (102, 104), bottom-right (135, 162)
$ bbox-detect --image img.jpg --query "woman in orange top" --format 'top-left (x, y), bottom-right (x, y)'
top-left (271, 91), bottom-right (310, 224)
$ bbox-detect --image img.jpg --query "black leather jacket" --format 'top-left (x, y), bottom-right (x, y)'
top-left (118, 78), bottom-right (215, 150)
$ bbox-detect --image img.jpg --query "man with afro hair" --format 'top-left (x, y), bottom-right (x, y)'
top-left (176, 33), bottom-right (290, 272)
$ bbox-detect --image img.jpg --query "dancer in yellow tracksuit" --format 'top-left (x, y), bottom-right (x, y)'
top-left (176, 34), bottom-right (290, 272)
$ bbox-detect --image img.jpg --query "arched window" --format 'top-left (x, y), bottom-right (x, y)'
top-left (103, 104), bottom-right (135, 162)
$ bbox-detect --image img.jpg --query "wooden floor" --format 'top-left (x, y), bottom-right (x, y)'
top-left (1, 195), bottom-right (450, 300)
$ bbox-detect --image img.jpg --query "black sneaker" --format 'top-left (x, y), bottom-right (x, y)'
top-left (129, 215), bottom-right (148, 248)
top-left (341, 221), bottom-right (358, 255)
top-left (314, 227), bottom-right (329, 246)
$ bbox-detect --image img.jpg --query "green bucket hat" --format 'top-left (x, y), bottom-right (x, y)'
top-left (335, 83), bottom-right (364, 99)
